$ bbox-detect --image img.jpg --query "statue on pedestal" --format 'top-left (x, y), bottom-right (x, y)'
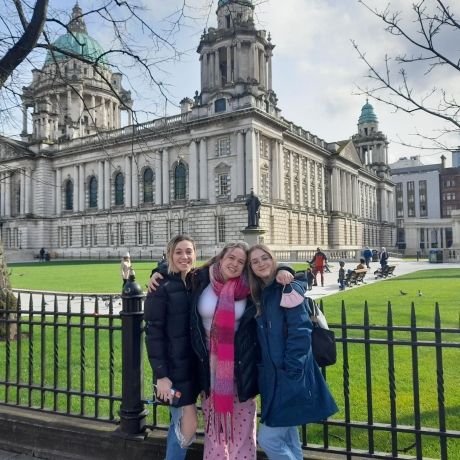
top-left (245, 190), bottom-right (261, 228)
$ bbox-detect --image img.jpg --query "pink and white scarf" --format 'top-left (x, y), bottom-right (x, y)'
top-left (207, 262), bottom-right (250, 442)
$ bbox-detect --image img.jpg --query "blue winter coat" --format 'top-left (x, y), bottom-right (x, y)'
top-left (256, 280), bottom-right (338, 427)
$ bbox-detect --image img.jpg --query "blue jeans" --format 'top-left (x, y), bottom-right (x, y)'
top-left (165, 406), bottom-right (187, 460)
top-left (258, 423), bottom-right (303, 460)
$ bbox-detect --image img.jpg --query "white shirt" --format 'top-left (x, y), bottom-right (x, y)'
top-left (198, 284), bottom-right (247, 349)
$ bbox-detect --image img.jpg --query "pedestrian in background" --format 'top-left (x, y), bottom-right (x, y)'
top-left (363, 246), bottom-right (373, 268)
top-left (338, 261), bottom-right (346, 290)
top-left (309, 248), bottom-right (328, 287)
top-left (120, 252), bottom-right (131, 287)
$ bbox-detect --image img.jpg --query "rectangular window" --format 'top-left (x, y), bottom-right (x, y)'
top-left (261, 172), bottom-right (269, 200)
top-left (136, 222), bottom-right (143, 245)
top-left (167, 220), bottom-right (172, 241)
top-left (270, 215), bottom-right (275, 244)
top-left (148, 221), bottom-right (154, 245)
top-left (407, 181), bottom-right (415, 217)
top-left (419, 180), bottom-right (427, 217)
top-left (288, 219), bottom-right (293, 245)
top-left (396, 183), bottom-right (404, 217)
top-left (216, 137), bottom-right (230, 156)
top-left (91, 224), bottom-right (97, 246)
top-left (178, 219), bottom-right (185, 235)
top-left (217, 216), bottom-right (226, 243)
top-left (218, 173), bottom-right (230, 196)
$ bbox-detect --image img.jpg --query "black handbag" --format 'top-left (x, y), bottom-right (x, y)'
top-left (306, 298), bottom-right (337, 367)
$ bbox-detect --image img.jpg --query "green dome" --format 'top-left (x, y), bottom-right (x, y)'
top-left (358, 100), bottom-right (378, 124)
top-left (45, 31), bottom-right (108, 67)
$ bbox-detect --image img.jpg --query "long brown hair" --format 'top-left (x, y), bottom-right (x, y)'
top-left (165, 234), bottom-right (196, 274)
top-left (247, 244), bottom-right (278, 309)
top-left (201, 241), bottom-right (249, 271)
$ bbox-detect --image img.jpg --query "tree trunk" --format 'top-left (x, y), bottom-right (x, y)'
top-left (0, 0), bottom-right (49, 88)
top-left (0, 240), bottom-right (17, 340)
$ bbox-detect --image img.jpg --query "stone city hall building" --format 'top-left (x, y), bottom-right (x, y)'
top-left (0, 1), bottom-right (395, 260)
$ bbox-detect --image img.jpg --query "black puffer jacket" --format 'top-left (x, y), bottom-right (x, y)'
top-left (190, 267), bottom-right (259, 402)
top-left (144, 271), bottom-right (199, 407)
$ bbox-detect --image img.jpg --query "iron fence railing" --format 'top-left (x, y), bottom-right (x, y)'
top-left (1, 291), bottom-right (459, 459)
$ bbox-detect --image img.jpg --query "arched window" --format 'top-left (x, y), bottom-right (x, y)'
top-left (143, 168), bottom-right (154, 203)
top-left (65, 180), bottom-right (73, 210)
top-left (114, 173), bottom-right (124, 206)
top-left (174, 163), bottom-right (186, 200)
top-left (89, 176), bottom-right (98, 208)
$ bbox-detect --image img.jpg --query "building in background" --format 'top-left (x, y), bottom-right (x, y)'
top-left (0, 1), bottom-right (395, 261)
top-left (390, 153), bottom-right (460, 255)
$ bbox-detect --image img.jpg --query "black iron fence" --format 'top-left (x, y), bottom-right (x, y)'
top-left (1, 289), bottom-right (459, 459)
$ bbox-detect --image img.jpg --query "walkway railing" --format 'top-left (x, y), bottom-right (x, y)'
top-left (1, 291), bottom-right (459, 459)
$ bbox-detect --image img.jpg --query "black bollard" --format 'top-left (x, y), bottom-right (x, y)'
top-left (117, 270), bottom-right (148, 438)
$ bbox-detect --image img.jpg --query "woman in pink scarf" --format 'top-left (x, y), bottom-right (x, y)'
top-left (190, 242), bottom-right (258, 459)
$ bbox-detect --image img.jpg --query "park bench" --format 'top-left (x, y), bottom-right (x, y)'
top-left (374, 265), bottom-right (396, 279)
top-left (345, 269), bottom-right (367, 286)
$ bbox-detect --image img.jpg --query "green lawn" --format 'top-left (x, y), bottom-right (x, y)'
top-left (2, 264), bottom-right (460, 458)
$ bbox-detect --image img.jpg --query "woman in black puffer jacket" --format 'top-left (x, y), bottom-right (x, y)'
top-left (144, 235), bottom-right (199, 460)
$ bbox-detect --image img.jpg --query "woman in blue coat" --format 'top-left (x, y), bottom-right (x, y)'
top-left (248, 244), bottom-right (338, 460)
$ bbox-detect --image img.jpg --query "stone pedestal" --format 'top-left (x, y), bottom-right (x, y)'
top-left (240, 227), bottom-right (266, 247)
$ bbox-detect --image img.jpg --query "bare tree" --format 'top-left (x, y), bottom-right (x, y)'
top-left (0, 0), bottom-right (213, 323)
top-left (353, 0), bottom-right (460, 150)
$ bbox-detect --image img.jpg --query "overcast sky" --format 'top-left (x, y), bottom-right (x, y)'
top-left (2, 0), bottom-right (459, 165)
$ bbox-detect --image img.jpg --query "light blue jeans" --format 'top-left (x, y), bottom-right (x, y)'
top-left (165, 406), bottom-right (187, 460)
top-left (258, 423), bottom-right (303, 460)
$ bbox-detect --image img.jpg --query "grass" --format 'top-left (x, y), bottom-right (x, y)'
top-left (2, 263), bottom-right (460, 458)
top-left (8, 260), bottom-right (310, 293)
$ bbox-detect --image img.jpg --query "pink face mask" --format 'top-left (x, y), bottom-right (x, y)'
top-left (280, 284), bottom-right (305, 308)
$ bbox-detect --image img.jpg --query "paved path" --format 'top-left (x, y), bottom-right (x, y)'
top-left (302, 259), bottom-right (460, 301)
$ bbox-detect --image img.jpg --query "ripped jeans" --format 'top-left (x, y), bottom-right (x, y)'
top-left (165, 405), bottom-right (196, 460)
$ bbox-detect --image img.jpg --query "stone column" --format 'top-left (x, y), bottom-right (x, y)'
top-left (0, 173), bottom-right (4, 216)
top-left (5, 174), bottom-right (11, 217)
top-left (200, 55), bottom-right (206, 89)
top-left (132, 155), bottom-right (139, 207)
top-left (24, 168), bottom-right (31, 214)
top-left (125, 156), bottom-right (132, 207)
top-left (22, 104), bottom-right (28, 135)
top-left (288, 152), bottom-right (294, 205)
top-left (298, 158), bottom-right (304, 207)
top-left (237, 131), bottom-right (245, 196)
top-left (253, 45), bottom-right (259, 82)
top-left (162, 148), bottom-right (170, 205)
top-left (245, 129), bottom-right (254, 193)
top-left (347, 173), bottom-right (352, 214)
top-left (306, 160), bottom-right (312, 208)
top-left (267, 51), bottom-right (273, 90)
top-left (235, 43), bottom-right (241, 81)
top-left (20, 169), bottom-right (26, 215)
top-left (55, 168), bottom-right (62, 215)
top-left (188, 140), bottom-right (198, 200)
top-left (98, 161), bottom-right (104, 210)
top-left (214, 50), bottom-right (220, 87)
top-left (199, 138), bottom-right (208, 200)
top-left (104, 161), bottom-right (111, 208)
top-left (271, 140), bottom-right (279, 200)
top-left (154, 151), bottom-right (162, 205)
top-left (321, 165), bottom-right (326, 211)
top-left (259, 50), bottom-right (266, 87)
top-left (279, 143), bottom-right (285, 201)
top-left (79, 164), bottom-right (85, 211)
top-left (102, 98), bottom-right (107, 128)
top-left (73, 165), bottom-right (79, 212)
top-left (209, 53), bottom-right (214, 89)
top-left (226, 46), bottom-right (232, 83)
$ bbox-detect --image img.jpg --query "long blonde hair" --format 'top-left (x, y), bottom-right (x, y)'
top-left (247, 244), bottom-right (278, 309)
top-left (165, 235), bottom-right (196, 274)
